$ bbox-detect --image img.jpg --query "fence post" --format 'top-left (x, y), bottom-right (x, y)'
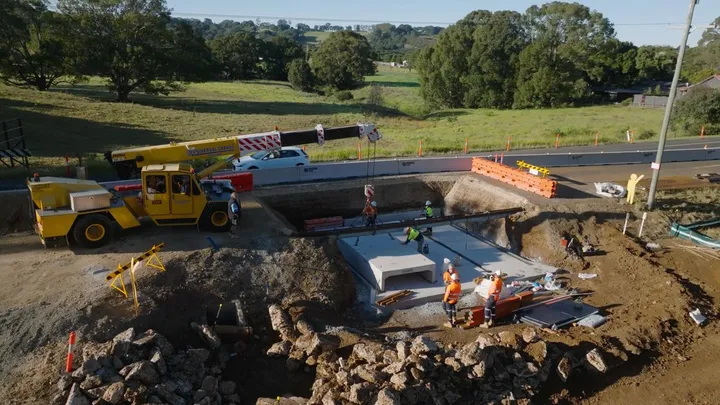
top-left (506, 136), bottom-right (511, 152)
top-left (700, 126), bottom-right (705, 138)
top-left (594, 132), bottom-right (599, 147)
top-left (357, 143), bottom-right (362, 160)
top-left (464, 138), bottom-right (468, 154)
top-left (554, 133), bottom-right (560, 149)
top-left (418, 140), bottom-right (423, 157)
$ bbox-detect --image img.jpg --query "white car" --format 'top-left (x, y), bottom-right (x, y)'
top-left (232, 147), bottom-right (309, 171)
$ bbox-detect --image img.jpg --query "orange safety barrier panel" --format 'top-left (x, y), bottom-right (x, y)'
top-left (471, 157), bottom-right (557, 198)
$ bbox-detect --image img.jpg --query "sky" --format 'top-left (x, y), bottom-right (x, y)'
top-left (166, 0), bottom-right (719, 46)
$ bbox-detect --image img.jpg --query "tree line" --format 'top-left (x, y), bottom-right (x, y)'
top-left (415, 3), bottom-right (720, 109)
top-left (0, 0), bottom-right (377, 101)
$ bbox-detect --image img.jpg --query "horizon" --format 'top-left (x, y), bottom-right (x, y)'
top-left (165, 0), bottom-right (719, 47)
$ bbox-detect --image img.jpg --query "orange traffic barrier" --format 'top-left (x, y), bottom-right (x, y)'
top-left (554, 133), bottom-right (560, 148)
top-left (464, 138), bottom-right (469, 154)
top-left (594, 132), bottom-right (599, 146)
top-left (357, 143), bottom-right (362, 160)
top-left (506, 136), bottom-right (511, 151)
top-left (471, 157), bottom-right (557, 198)
top-left (418, 140), bottom-right (423, 157)
top-left (701, 126), bottom-right (705, 138)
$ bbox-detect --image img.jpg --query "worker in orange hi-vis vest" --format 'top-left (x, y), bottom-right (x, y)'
top-left (443, 263), bottom-right (459, 285)
top-left (364, 200), bottom-right (377, 227)
top-left (443, 274), bottom-right (462, 327)
top-left (482, 270), bottom-right (504, 328)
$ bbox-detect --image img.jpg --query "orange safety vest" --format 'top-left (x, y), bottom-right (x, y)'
top-left (443, 270), bottom-right (459, 284)
top-left (364, 205), bottom-right (377, 217)
top-left (488, 277), bottom-right (503, 300)
top-left (444, 281), bottom-right (461, 304)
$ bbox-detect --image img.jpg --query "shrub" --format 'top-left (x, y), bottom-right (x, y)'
top-left (673, 87), bottom-right (720, 136)
top-left (366, 84), bottom-right (384, 107)
top-left (637, 129), bottom-right (656, 140)
top-left (335, 91), bottom-right (354, 101)
top-left (287, 59), bottom-right (314, 92)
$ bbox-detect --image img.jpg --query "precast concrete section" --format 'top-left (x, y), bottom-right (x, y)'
top-left (339, 224), bottom-right (555, 309)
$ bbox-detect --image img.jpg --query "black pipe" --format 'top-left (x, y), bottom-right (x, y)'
top-left (288, 207), bottom-right (524, 238)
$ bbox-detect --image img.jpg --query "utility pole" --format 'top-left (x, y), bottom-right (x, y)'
top-left (647, 0), bottom-right (698, 209)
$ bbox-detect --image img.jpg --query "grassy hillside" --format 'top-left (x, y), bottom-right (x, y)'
top-left (0, 66), bottom-right (667, 178)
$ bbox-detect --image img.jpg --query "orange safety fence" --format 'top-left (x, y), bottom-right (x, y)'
top-left (471, 157), bottom-right (557, 198)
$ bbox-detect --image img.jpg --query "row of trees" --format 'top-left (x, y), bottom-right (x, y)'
top-left (368, 23), bottom-right (443, 62)
top-left (0, 0), bottom-right (378, 101)
top-left (415, 3), bottom-right (720, 109)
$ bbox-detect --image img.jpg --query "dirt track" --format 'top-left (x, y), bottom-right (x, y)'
top-left (0, 173), bottom-right (718, 404)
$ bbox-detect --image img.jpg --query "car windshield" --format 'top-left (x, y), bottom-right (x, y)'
top-left (250, 151), bottom-right (266, 160)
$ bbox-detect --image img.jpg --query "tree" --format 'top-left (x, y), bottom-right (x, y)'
top-left (513, 2), bottom-right (615, 108)
top-left (296, 23), bottom-right (310, 33)
top-left (210, 32), bottom-right (262, 80)
top-left (684, 17), bottom-right (720, 83)
top-left (415, 10), bottom-right (492, 108)
top-left (60, 0), bottom-right (188, 102)
top-left (673, 87), bottom-right (720, 136)
top-left (312, 31), bottom-right (375, 90)
top-left (0, 0), bottom-right (73, 91)
top-left (463, 11), bottom-right (528, 108)
top-left (288, 58), bottom-right (314, 91)
top-left (277, 19), bottom-right (290, 31)
top-left (635, 46), bottom-right (677, 81)
top-left (366, 84), bottom-right (384, 111)
top-left (261, 36), bottom-right (304, 80)
top-left (169, 20), bottom-right (216, 81)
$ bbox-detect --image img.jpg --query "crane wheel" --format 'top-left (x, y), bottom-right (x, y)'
top-left (201, 204), bottom-right (232, 232)
top-left (73, 214), bottom-right (113, 249)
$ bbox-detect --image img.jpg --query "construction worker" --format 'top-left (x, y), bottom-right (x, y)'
top-left (422, 200), bottom-right (434, 235)
top-left (401, 226), bottom-right (424, 254)
top-left (364, 200), bottom-right (378, 227)
top-left (443, 273), bottom-right (461, 327)
top-left (228, 192), bottom-right (240, 238)
top-left (482, 270), bottom-right (504, 328)
top-left (443, 262), bottom-right (459, 285)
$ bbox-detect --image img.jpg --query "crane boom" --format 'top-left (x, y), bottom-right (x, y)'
top-left (104, 123), bottom-right (382, 179)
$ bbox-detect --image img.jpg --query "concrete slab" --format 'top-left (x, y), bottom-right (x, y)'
top-left (338, 224), bottom-right (556, 309)
top-left (338, 233), bottom-right (436, 292)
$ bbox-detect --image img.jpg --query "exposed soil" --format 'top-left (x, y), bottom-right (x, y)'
top-left (0, 174), bottom-right (718, 405)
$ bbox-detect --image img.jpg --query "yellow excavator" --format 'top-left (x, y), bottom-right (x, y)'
top-left (27, 124), bottom-right (382, 248)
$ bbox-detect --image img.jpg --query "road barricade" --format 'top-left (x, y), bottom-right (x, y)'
top-left (472, 157), bottom-right (557, 198)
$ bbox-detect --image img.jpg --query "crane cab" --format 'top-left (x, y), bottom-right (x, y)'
top-left (139, 163), bottom-right (232, 230)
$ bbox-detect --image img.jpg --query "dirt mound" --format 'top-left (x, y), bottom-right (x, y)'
top-left (0, 194), bottom-right (32, 235)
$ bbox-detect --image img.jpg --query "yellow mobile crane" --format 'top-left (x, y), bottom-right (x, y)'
top-left (28, 124), bottom-right (382, 248)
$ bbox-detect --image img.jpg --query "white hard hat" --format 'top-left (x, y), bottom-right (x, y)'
top-left (495, 270), bottom-right (502, 276)
top-left (425, 200), bottom-right (432, 206)
top-left (443, 258), bottom-right (450, 264)
top-left (450, 273), bottom-right (458, 281)
top-left (370, 201), bottom-right (377, 207)
top-left (404, 227), bottom-right (411, 234)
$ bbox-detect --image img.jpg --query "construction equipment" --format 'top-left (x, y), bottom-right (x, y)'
top-left (105, 124), bottom-right (382, 180)
top-left (28, 124), bottom-right (383, 249)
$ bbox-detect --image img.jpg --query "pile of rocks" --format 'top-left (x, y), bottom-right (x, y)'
top-left (263, 305), bottom-right (628, 405)
top-left (54, 326), bottom-right (241, 405)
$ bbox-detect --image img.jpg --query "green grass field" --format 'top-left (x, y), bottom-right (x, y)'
top-left (0, 65), bottom-right (670, 179)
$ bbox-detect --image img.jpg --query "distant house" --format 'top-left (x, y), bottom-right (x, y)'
top-left (678, 74), bottom-right (720, 96)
